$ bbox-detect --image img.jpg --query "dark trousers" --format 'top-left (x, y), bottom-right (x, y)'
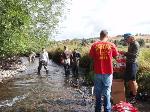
top-left (72, 62), bottom-right (79, 75)
top-left (124, 62), bottom-right (138, 81)
top-left (64, 63), bottom-right (70, 75)
top-left (38, 61), bottom-right (48, 74)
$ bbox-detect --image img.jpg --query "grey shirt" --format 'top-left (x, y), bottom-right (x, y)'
top-left (39, 51), bottom-right (49, 62)
top-left (126, 41), bottom-right (140, 63)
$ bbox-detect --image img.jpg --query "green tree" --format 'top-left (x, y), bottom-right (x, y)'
top-left (0, 0), bottom-right (66, 57)
top-left (138, 39), bottom-right (145, 47)
top-left (25, 0), bottom-right (66, 38)
top-left (0, 0), bottom-right (30, 56)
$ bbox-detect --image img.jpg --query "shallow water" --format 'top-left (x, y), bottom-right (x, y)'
top-left (0, 58), bottom-right (94, 112)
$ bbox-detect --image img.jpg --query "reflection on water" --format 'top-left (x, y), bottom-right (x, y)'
top-left (0, 94), bottom-right (28, 108)
top-left (0, 57), bottom-right (94, 112)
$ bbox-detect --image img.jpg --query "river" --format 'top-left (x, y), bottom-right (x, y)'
top-left (0, 57), bottom-right (94, 112)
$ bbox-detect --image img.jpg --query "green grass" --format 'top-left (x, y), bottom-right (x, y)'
top-left (47, 41), bottom-right (150, 93)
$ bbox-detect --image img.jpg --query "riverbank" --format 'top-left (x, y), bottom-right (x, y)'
top-left (0, 57), bottom-right (150, 112)
top-left (0, 57), bottom-right (27, 83)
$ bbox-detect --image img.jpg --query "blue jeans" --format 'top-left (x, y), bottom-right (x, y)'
top-left (94, 74), bottom-right (112, 112)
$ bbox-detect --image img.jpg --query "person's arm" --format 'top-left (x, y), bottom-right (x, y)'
top-left (39, 53), bottom-right (42, 61)
top-left (47, 52), bottom-right (49, 62)
top-left (33, 52), bottom-right (36, 57)
top-left (79, 52), bottom-right (81, 58)
top-left (112, 44), bottom-right (119, 59)
top-left (89, 45), bottom-right (95, 71)
top-left (89, 45), bottom-right (95, 59)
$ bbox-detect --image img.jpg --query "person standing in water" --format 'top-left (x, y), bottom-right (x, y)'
top-left (38, 48), bottom-right (49, 75)
top-left (62, 46), bottom-right (72, 75)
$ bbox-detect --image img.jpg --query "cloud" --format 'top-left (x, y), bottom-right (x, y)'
top-left (55, 0), bottom-right (150, 40)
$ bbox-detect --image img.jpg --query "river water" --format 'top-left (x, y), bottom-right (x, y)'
top-left (0, 58), bottom-right (94, 112)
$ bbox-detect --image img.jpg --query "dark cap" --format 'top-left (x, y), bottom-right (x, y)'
top-left (123, 33), bottom-right (133, 40)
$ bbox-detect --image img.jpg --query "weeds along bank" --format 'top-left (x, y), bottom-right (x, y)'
top-left (137, 48), bottom-right (150, 93)
top-left (47, 41), bottom-right (150, 94)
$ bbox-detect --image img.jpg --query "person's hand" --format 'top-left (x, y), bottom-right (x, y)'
top-left (123, 52), bottom-right (128, 56)
top-left (119, 51), bottom-right (125, 54)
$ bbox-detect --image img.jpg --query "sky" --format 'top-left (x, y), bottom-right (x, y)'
top-left (54, 0), bottom-right (150, 41)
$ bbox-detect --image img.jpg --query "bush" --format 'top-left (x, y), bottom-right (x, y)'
top-left (137, 72), bottom-right (150, 93)
top-left (47, 41), bottom-right (150, 94)
top-left (138, 39), bottom-right (145, 47)
top-left (48, 48), bottom-right (63, 64)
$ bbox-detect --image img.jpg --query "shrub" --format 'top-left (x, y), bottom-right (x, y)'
top-left (48, 41), bottom-right (150, 94)
top-left (138, 39), bottom-right (145, 47)
top-left (48, 48), bottom-right (63, 64)
top-left (137, 72), bottom-right (150, 93)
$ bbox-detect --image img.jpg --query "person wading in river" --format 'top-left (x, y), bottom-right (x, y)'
top-left (72, 48), bottom-right (81, 76)
top-left (61, 46), bottom-right (72, 75)
top-left (29, 51), bottom-right (36, 63)
top-left (89, 30), bottom-right (118, 112)
top-left (38, 48), bottom-right (49, 75)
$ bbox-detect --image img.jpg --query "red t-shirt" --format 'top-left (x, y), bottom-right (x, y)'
top-left (89, 41), bottom-right (118, 74)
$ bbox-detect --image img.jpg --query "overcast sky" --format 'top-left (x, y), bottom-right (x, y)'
top-left (54, 0), bottom-right (150, 40)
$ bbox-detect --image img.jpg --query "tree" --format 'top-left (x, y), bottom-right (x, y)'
top-left (25, 0), bottom-right (66, 38)
top-left (0, 0), bottom-right (66, 57)
top-left (114, 40), bottom-right (119, 46)
top-left (0, 0), bottom-right (30, 56)
top-left (138, 39), bottom-right (145, 47)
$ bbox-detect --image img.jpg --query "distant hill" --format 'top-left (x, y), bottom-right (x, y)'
top-left (59, 35), bottom-right (150, 43)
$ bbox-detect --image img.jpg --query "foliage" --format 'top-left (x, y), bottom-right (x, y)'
top-left (0, 0), bottom-right (66, 57)
top-left (137, 72), bottom-right (150, 93)
top-left (79, 53), bottom-right (91, 71)
top-left (0, 0), bottom-right (30, 56)
top-left (138, 39), bottom-right (145, 47)
top-left (25, 0), bottom-right (66, 38)
top-left (49, 47), bottom-right (63, 64)
top-left (113, 40), bottom-right (120, 46)
top-left (138, 48), bottom-right (150, 72)
top-left (48, 39), bottom-right (150, 94)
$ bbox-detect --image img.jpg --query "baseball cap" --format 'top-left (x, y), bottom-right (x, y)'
top-left (123, 33), bottom-right (132, 40)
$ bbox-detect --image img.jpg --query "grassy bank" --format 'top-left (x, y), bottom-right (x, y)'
top-left (47, 40), bottom-right (150, 93)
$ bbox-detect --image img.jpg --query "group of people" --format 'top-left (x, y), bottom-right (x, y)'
top-left (61, 46), bottom-right (81, 76)
top-left (90, 30), bottom-right (140, 112)
top-left (29, 47), bottom-right (81, 76)
top-left (28, 30), bottom-right (140, 112)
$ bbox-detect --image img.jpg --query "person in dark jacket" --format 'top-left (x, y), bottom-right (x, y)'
top-left (123, 33), bottom-right (140, 104)
top-left (72, 49), bottom-right (81, 76)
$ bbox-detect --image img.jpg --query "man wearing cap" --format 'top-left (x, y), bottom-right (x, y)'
top-left (90, 30), bottom-right (118, 112)
top-left (123, 33), bottom-right (140, 103)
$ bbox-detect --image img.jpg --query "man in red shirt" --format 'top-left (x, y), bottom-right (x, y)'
top-left (89, 30), bottom-right (118, 112)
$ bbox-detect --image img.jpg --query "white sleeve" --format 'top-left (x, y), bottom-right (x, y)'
top-left (47, 52), bottom-right (49, 62)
